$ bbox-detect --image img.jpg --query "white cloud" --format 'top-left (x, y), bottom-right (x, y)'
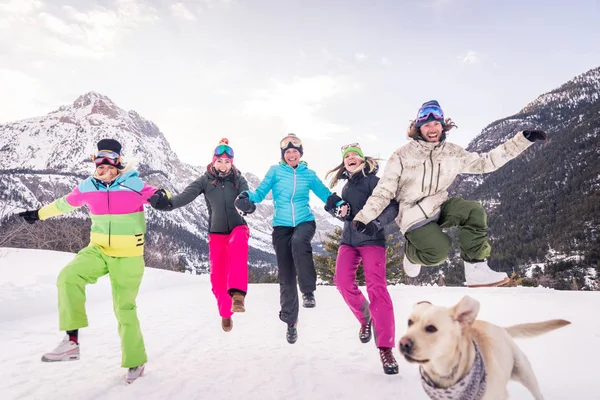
top-left (355, 53), bottom-right (368, 62)
top-left (364, 134), bottom-right (378, 141)
top-left (458, 50), bottom-right (480, 65)
top-left (170, 3), bottom-right (197, 21)
top-left (0, 1), bottom-right (159, 60)
top-left (243, 75), bottom-right (360, 139)
top-left (381, 57), bottom-right (391, 66)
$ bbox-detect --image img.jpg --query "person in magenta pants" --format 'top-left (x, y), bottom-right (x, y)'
top-left (149, 138), bottom-right (255, 332)
top-left (324, 142), bottom-right (400, 375)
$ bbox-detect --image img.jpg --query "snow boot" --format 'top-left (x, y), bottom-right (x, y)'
top-left (231, 292), bottom-right (246, 313)
top-left (359, 319), bottom-right (372, 344)
top-left (222, 317), bottom-right (233, 332)
top-left (286, 321), bottom-right (298, 344)
top-left (403, 256), bottom-right (422, 278)
top-left (302, 292), bottom-right (315, 308)
top-left (379, 348), bottom-right (399, 375)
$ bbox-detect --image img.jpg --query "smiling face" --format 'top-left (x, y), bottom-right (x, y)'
top-left (214, 157), bottom-right (232, 174)
top-left (284, 148), bottom-right (301, 167)
top-left (343, 151), bottom-right (364, 173)
top-left (419, 120), bottom-right (444, 143)
top-left (95, 164), bottom-right (119, 182)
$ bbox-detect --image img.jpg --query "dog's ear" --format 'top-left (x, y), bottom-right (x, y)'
top-left (451, 296), bottom-right (480, 326)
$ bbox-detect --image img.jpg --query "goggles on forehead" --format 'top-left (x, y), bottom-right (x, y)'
top-left (416, 104), bottom-right (444, 122)
top-left (341, 142), bottom-right (361, 152)
top-left (92, 150), bottom-right (121, 166)
top-left (214, 144), bottom-right (234, 158)
top-left (280, 135), bottom-right (302, 149)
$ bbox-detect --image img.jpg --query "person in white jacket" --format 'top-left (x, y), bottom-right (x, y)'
top-left (352, 100), bottom-right (547, 287)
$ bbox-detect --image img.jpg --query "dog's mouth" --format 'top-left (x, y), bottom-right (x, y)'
top-left (403, 354), bottom-right (429, 364)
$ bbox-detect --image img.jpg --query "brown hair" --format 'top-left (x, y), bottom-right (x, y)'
top-left (325, 156), bottom-right (379, 188)
top-left (406, 118), bottom-right (458, 139)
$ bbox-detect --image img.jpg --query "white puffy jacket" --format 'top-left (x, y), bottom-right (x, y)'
top-left (353, 131), bottom-right (533, 234)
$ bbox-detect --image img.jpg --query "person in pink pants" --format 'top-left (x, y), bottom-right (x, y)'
top-left (149, 138), bottom-right (256, 332)
top-left (208, 225), bottom-right (250, 320)
top-left (324, 142), bottom-right (400, 375)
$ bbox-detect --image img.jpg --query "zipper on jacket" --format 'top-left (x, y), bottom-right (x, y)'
top-left (421, 161), bottom-right (426, 193)
top-left (435, 163), bottom-right (441, 192)
top-left (106, 182), bottom-right (111, 246)
top-left (428, 151), bottom-right (435, 195)
top-left (291, 169), bottom-right (297, 226)
top-left (221, 181), bottom-right (230, 233)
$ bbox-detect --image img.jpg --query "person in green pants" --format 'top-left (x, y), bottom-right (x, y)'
top-left (353, 101), bottom-right (547, 287)
top-left (17, 139), bottom-right (158, 383)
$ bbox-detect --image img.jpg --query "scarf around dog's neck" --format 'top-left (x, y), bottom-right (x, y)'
top-left (419, 340), bottom-right (487, 400)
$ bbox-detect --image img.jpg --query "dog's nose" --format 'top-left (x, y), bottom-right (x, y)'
top-left (399, 337), bottom-right (413, 354)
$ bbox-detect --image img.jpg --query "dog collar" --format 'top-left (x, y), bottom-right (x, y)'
top-left (419, 340), bottom-right (487, 400)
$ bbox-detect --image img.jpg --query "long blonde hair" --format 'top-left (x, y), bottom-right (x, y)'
top-left (326, 156), bottom-right (379, 188)
top-left (406, 118), bottom-right (458, 139)
top-left (92, 156), bottom-right (138, 181)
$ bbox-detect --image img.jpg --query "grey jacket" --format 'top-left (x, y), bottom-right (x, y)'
top-left (170, 165), bottom-right (249, 234)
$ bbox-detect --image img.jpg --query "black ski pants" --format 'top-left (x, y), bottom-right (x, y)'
top-left (272, 221), bottom-right (317, 325)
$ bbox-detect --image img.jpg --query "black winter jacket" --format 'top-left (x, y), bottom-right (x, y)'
top-left (169, 165), bottom-right (249, 234)
top-left (338, 167), bottom-right (399, 248)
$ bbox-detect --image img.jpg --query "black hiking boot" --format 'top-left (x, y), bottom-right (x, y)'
top-left (302, 292), bottom-right (315, 308)
top-left (286, 321), bottom-right (298, 344)
top-left (359, 319), bottom-right (372, 343)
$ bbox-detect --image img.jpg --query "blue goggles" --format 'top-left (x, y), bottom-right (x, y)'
top-left (416, 104), bottom-right (444, 123)
top-left (214, 144), bottom-right (234, 158)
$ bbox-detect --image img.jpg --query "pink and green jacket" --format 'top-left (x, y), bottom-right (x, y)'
top-left (38, 170), bottom-right (157, 257)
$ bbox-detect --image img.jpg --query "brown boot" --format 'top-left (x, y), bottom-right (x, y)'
top-left (221, 317), bottom-right (233, 332)
top-left (231, 292), bottom-right (246, 313)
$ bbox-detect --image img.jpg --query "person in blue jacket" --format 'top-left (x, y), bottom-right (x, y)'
top-left (235, 133), bottom-right (338, 344)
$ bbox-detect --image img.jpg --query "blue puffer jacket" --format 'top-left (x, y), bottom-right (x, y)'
top-left (246, 161), bottom-right (332, 227)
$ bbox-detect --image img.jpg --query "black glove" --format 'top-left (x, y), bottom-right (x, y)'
top-left (149, 189), bottom-right (173, 211)
top-left (18, 209), bottom-right (40, 224)
top-left (523, 130), bottom-right (547, 142)
top-left (234, 194), bottom-right (256, 216)
top-left (334, 202), bottom-right (352, 220)
top-left (352, 220), bottom-right (380, 236)
top-left (325, 193), bottom-right (343, 212)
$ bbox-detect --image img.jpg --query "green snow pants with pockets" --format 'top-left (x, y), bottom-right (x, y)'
top-left (404, 198), bottom-right (491, 266)
top-left (57, 245), bottom-right (147, 368)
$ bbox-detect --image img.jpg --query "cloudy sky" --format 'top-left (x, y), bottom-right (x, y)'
top-left (1, 0), bottom-right (599, 183)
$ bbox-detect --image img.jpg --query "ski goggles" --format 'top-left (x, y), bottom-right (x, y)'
top-left (280, 135), bottom-right (302, 149)
top-left (214, 144), bottom-right (234, 158)
top-left (416, 104), bottom-right (444, 122)
top-left (92, 150), bottom-right (121, 166)
top-left (341, 142), bottom-right (361, 152)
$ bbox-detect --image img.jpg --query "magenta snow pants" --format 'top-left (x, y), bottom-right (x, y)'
top-left (334, 244), bottom-right (395, 349)
top-left (208, 225), bottom-right (250, 318)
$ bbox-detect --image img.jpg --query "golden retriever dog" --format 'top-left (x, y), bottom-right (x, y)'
top-left (398, 296), bottom-right (570, 400)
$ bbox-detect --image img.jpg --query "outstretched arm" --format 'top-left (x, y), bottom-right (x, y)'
top-left (170, 177), bottom-right (206, 209)
top-left (310, 173), bottom-right (333, 204)
top-left (245, 166), bottom-right (276, 204)
top-left (37, 185), bottom-right (88, 220)
top-left (354, 152), bottom-right (403, 225)
top-left (460, 130), bottom-right (543, 174)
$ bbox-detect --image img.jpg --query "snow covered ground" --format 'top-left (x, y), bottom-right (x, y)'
top-left (0, 247), bottom-right (598, 400)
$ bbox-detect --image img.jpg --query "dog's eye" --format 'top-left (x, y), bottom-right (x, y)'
top-left (408, 319), bottom-right (413, 327)
top-left (425, 325), bottom-right (437, 333)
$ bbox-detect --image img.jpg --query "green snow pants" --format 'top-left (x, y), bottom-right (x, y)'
top-left (404, 198), bottom-right (491, 266)
top-left (57, 245), bottom-right (147, 368)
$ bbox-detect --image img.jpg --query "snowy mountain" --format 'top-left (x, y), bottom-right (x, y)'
top-left (0, 92), bottom-right (338, 271)
top-left (444, 66), bottom-right (600, 289)
top-left (0, 247), bottom-right (591, 399)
